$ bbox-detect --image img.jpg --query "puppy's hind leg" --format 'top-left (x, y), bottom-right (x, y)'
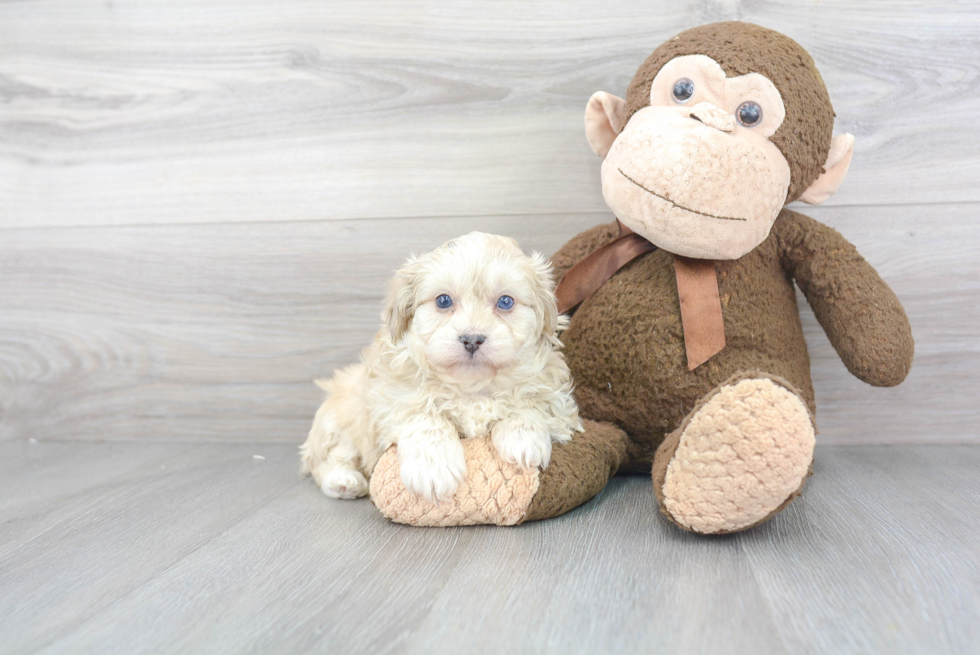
top-left (314, 450), bottom-right (370, 500)
top-left (300, 407), bottom-right (370, 500)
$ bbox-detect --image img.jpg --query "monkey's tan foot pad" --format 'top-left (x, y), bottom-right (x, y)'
top-left (652, 375), bottom-right (815, 534)
top-left (369, 436), bottom-right (540, 527)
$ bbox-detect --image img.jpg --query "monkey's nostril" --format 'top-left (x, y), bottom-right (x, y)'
top-left (690, 113), bottom-right (704, 124)
top-left (459, 333), bottom-right (487, 354)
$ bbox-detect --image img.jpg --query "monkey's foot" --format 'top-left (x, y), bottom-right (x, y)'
top-left (370, 420), bottom-right (628, 527)
top-left (652, 374), bottom-right (815, 534)
top-left (370, 436), bottom-right (539, 527)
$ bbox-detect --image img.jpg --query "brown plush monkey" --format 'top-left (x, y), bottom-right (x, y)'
top-left (371, 21), bottom-right (914, 534)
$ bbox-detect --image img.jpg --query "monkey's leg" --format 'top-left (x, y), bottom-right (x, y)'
top-left (370, 419), bottom-right (628, 527)
top-left (652, 372), bottom-right (815, 535)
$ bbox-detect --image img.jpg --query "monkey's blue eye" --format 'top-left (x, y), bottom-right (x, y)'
top-left (737, 101), bottom-right (763, 127)
top-left (496, 295), bottom-right (514, 310)
top-left (672, 78), bottom-right (694, 103)
top-left (436, 294), bottom-right (453, 309)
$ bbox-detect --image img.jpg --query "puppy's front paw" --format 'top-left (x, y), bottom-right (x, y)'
top-left (399, 439), bottom-right (467, 503)
top-left (492, 418), bottom-right (552, 470)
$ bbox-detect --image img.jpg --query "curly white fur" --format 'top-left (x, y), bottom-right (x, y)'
top-left (300, 232), bottom-right (582, 503)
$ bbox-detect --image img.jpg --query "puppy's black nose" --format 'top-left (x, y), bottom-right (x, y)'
top-left (459, 333), bottom-right (486, 354)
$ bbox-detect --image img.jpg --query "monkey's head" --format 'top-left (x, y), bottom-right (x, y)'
top-left (586, 22), bottom-right (854, 260)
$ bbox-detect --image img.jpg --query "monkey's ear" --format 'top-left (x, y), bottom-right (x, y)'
top-left (585, 92), bottom-right (627, 158)
top-left (799, 134), bottom-right (855, 205)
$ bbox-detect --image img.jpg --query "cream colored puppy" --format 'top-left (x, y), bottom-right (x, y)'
top-left (300, 232), bottom-right (582, 503)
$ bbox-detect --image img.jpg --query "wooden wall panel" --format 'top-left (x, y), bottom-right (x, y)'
top-left (1, 0), bottom-right (979, 228)
top-left (1, 0), bottom-right (977, 445)
top-left (1, 204), bottom-right (975, 445)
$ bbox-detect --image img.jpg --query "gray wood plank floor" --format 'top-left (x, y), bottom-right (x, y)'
top-left (1, 441), bottom-right (976, 654)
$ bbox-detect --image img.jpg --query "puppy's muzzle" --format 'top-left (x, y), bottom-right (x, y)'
top-left (459, 333), bottom-right (487, 354)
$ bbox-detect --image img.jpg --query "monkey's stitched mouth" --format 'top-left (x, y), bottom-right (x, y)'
top-left (618, 168), bottom-right (747, 222)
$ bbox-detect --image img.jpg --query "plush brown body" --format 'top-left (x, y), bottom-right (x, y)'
top-left (551, 209), bottom-right (911, 472)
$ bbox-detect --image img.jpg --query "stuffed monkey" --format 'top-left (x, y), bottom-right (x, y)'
top-left (370, 21), bottom-right (913, 534)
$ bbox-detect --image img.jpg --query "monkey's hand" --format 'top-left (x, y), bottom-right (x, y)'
top-left (775, 209), bottom-right (913, 387)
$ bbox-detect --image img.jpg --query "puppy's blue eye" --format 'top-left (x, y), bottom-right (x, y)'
top-left (496, 295), bottom-right (514, 310)
top-left (436, 294), bottom-right (453, 309)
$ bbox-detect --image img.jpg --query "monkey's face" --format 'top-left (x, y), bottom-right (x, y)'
top-left (599, 55), bottom-right (791, 260)
top-left (585, 23), bottom-right (853, 260)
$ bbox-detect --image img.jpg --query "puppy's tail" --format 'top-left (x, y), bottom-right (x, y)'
top-left (314, 378), bottom-right (331, 392)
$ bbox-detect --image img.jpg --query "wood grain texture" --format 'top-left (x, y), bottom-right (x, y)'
top-left (0, 442), bottom-right (304, 654)
top-left (1, 0), bottom-right (979, 228)
top-left (1, 204), bottom-right (976, 445)
top-left (0, 441), bottom-right (976, 654)
top-left (742, 447), bottom-right (980, 653)
top-left (0, 440), bottom-right (202, 557)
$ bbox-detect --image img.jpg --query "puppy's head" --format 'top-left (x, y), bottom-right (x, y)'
top-left (382, 232), bottom-right (559, 381)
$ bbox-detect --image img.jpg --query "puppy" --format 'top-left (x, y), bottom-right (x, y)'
top-left (300, 232), bottom-right (582, 503)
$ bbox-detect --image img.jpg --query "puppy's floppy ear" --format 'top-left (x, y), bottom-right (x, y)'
top-left (528, 251), bottom-right (559, 338)
top-left (382, 256), bottom-right (419, 341)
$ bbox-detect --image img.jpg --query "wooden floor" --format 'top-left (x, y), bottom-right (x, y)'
top-left (1, 441), bottom-right (976, 654)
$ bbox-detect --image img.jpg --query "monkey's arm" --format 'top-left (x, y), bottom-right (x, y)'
top-left (549, 221), bottom-right (620, 281)
top-left (774, 209), bottom-right (913, 387)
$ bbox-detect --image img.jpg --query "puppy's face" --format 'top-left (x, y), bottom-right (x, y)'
top-left (383, 232), bottom-right (558, 381)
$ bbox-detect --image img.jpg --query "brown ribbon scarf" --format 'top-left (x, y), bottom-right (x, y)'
top-left (554, 221), bottom-right (726, 370)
